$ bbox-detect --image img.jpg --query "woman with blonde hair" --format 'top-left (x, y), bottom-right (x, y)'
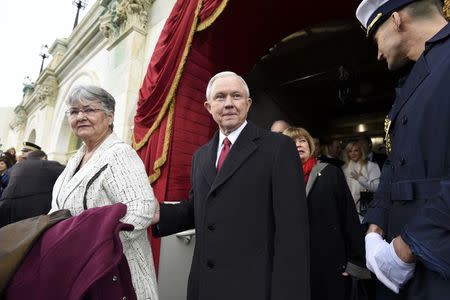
top-left (342, 141), bottom-right (380, 221)
top-left (283, 127), bottom-right (366, 300)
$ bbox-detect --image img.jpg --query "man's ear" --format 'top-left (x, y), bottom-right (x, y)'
top-left (204, 100), bottom-right (211, 113)
top-left (391, 12), bottom-right (402, 31)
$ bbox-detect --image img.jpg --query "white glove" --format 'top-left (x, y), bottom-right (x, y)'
top-left (365, 233), bottom-right (416, 293)
top-left (365, 232), bottom-right (400, 293)
top-left (375, 238), bottom-right (416, 288)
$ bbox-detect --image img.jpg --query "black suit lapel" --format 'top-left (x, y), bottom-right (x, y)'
top-left (209, 122), bottom-right (260, 194)
top-left (389, 55), bottom-right (430, 126)
top-left (201, 132), bottom-right (219, 188)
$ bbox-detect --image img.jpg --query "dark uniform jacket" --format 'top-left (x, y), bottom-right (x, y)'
top-left (0, 160), bottom-right (64, 228)
top-left (364, 23), bottom-right (450, 299)
top-left (154, 122), bottom-right (310, 300)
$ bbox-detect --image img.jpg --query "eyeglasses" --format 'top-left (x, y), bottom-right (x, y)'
top-left (65, 107), bottom-right (105, 117)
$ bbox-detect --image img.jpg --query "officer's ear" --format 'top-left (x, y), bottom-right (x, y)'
top-left (391, 12), bottom-right (403, 32)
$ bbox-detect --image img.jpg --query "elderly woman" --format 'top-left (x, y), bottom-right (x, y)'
top-left (49, 85), bottom-right (158, 299)
top-left (342, 141), bottom-right (380, 221)
top-left (283, 127), bottom-right (365, 300)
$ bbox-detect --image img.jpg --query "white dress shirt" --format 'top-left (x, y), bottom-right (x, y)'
top-left (215, 120), bottom-right (247, 167)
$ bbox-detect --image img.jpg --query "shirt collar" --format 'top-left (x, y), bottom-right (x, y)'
top-left (425, 22), bottom-right (450, 51)
top-left (219, 120), bottom-right (247, 147)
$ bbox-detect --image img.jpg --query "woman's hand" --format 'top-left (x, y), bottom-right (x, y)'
top-left (151, 201), bottom-right (160, 225)
top-left (351, 170), bottom-right (362, 180)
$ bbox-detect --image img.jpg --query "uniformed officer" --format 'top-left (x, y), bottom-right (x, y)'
top-left (18, 141), bottom-right (41, 162)
top-left (356, 0), bottom-right (450, 299)
top-left (21, 141), bottom-right (41, 152)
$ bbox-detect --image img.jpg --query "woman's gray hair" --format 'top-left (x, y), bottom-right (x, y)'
top-left (205, 71), bottom-right (250, 101)
top-left (66, 85), bottom-right (116, 130)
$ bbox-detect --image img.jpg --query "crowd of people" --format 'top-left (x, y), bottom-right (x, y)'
top-left (1, 0), bottom-right (449, 299)
top-left (272, 121), bottom-right (385, 222)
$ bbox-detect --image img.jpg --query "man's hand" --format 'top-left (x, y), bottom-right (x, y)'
top-left (393, 235), bottom-right (416, 263)
top-left (151, 201), bottom-right (160, 225)
top-left (367, 224), bottom-right (384, 236)
top-left (365, 232), bottom-right (416, 293)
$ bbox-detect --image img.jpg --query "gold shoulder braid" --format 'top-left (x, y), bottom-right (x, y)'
top-left (384, 115), bottom-right (392, 154)
top-left (445, 0), bottom-right (450, 21)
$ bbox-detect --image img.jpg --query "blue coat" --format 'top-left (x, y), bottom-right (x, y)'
top-left (365, 23), bottom-right (450, 299)
top-left (0, 169), bottom-right (10, 197)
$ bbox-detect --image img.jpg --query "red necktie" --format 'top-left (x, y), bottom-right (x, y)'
top-left (217, 137), bottom-right (231, 171)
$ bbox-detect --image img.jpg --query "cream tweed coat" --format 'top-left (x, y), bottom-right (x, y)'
top-left (50, 133), bottom-right (158, 300)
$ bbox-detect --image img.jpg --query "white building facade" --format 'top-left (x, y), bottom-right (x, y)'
top-left (4, 0), bottom-right (176, 163)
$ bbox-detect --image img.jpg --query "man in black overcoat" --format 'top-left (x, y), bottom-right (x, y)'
top-left (358, 136), bottom-right (387, 170)
top-left (356, 0), bottom-right (450, 298)
top-left (0, 151), bottom-right (65, 227)
top-left (152, 71), bottom-right (310, 300)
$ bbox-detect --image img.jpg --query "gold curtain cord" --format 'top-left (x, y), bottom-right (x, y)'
top-left (133, 0), bottom-right (229, 183)
top-left (149, 100), bottom-right (176, 183)
top-left (141, 0), bottom-right (203, 183)
top-left (132, 0), bottom-right (203, 151)
top-left (197, 0), bottom-right (229, 32)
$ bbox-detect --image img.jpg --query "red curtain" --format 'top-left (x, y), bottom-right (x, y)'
top-left (133, 0), bottom-right (229, 273)
top-left (134, 0), bottom-right (357, 273)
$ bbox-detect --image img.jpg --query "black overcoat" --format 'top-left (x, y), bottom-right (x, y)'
top-left (306, 163), bottom-right (365, 300)
top-left (0, 160), bottom-right (65, 227)
top-left (154, 122), bottom-right (310, 300)
top-left (365, 23), bottom-right (450, 299)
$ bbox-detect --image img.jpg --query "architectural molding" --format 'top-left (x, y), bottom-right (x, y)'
top-left (34, 76), bottom-right (59, 108)
top-left (24, 70), bottom-right (59, 110)
top-left (48, 38), bottom-right (68, 70)
top-left (9, 106), bottom-right (27, 131)
top-left (100, 0), bottom-right (155, 48)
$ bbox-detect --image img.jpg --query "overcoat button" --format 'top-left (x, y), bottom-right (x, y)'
top-left (207, 224), bottom-right (215, 231)
top-left (400, 157), bottom-right (406, 166)
top-left (402, 116), bottom-right (408, 125)
top-left (207, 260), bottom-right (215, 269)
top-left (112, 275), bottom-right (118, 282)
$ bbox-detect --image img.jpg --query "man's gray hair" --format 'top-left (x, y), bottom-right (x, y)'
top-left (205, 71), bottom-right (250, 101)
top-left (66, 85), bottom-right (116, 130)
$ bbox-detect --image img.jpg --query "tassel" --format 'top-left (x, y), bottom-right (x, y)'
top-left (445, 0), bottom-right (450, 21)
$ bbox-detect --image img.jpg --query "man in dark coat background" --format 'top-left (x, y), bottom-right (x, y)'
top-left (152, 71), bottom-right (310, 300)
top-left (0, 150), bottom-right (65, 227)
top-left (358, 136), bottom-right (387, 170)
top-left (356, 0), bottom-right (450, 298)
